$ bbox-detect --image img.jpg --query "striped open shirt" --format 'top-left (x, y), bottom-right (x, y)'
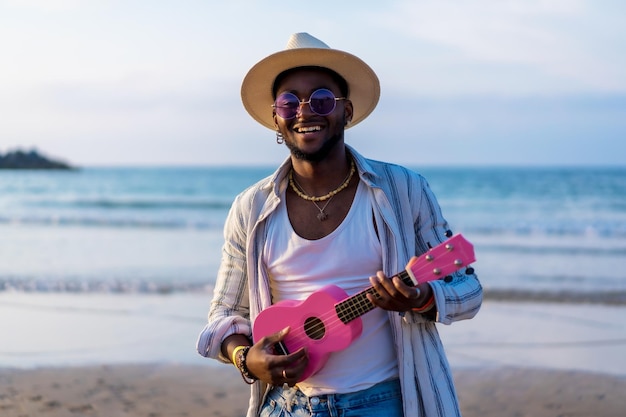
top-left (196, 145), bottom-right (483, 417)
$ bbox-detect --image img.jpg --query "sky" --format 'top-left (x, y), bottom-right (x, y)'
top-left (1, 0), bottom-right (624, 167)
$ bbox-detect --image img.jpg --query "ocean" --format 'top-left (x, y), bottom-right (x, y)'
top-left (1, 165), bottom-right (625, 368)
top-left (1, 165), bottom-right (625, 299)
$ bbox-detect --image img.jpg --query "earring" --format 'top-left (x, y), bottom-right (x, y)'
top-left (276, 130), bottom-right (284, 144)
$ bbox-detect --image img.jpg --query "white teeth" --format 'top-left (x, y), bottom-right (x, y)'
top-left (296, 126), bottom-right (322, 133)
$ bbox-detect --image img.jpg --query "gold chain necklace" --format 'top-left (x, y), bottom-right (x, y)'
top-left (289, 160), bottom-right (356, 203)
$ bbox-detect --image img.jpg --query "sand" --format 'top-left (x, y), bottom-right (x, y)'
top-left (2, 297), bottom-right (626, 416)
top-left (0, 364), bottom-right (245, 417)
top-left (455, 367), bottom-right (626, 417)
top-left (1, 364), bottom-right (625, 417)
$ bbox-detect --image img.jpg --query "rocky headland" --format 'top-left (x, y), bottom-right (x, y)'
top-left (0, 149), bottom-right (75, 170)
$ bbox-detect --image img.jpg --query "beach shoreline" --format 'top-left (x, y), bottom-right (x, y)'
top-left (1, 363), bottom-right (625, 417)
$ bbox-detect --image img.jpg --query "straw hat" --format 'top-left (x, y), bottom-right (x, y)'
top-left (241, 32), bottom-right (380, 130)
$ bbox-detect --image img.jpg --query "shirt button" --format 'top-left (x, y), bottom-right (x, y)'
top-left (310, 397), bottom-right (320, 405)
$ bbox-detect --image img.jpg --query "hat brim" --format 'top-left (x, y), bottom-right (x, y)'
top-left (241, 48), bottom-right (380, 130)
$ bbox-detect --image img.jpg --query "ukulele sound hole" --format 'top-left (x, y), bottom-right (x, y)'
top-left (304, 317), bottom-right (325, 340)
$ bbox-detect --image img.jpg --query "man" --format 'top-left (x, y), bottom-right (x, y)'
top-left (197, 33), bottom-right (482, 417)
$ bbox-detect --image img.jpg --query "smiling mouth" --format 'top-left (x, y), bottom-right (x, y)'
top-left (294, 125), bottom-right (322, 134)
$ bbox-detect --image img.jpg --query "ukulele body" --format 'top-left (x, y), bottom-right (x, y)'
top-left (252, 284), bottom-right (363, 381)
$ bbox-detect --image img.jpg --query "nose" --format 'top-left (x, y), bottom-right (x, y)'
top-left (295, 99), bottom-right (313, 117)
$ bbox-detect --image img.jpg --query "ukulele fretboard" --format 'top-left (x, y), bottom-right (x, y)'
top-left (334, 269), bottom-right (414, 324)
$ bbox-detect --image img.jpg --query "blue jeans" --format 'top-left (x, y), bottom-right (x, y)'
top-left (259, 378), bottom-right (404, 417)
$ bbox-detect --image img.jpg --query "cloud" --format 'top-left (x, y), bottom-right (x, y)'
top-left (374, 0), bottom-right (625, 94)
top-left (1, 0), bottom-right (85, 12)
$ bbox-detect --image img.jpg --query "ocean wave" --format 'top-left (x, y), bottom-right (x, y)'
top-left (26, 197), bottom-right (233, 211)
top-left (0, 215), bottom-right (223, 230)
top-left (2, 214), bottom-right (625, 240)
top-left (464, 224), bottom-right (626, 239)
top-left (3, 278), bottom-right (626, 305)
top-left (0, 278), bottom-right (210, 294)
top-left (477, 243), bottom-right (626, 256)
top-left (484, 289), bottom-right (626, 305)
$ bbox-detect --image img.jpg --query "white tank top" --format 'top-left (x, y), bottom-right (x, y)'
top-left (263, 181), bottom-right (398, 396)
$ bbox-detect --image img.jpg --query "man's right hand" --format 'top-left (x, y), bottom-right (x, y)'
top-left (247, 327), bottom-right (308, 386)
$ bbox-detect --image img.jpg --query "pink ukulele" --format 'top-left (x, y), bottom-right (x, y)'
top-left (252, 234), bottom-right (476, 381)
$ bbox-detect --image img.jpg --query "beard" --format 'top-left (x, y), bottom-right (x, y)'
top-left (284, 131), bottom-right (342, 163)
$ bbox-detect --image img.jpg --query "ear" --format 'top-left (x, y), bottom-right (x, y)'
top-left (273, 112), bottom-right (279, 129)
top-left (344, 100), bottom-right (354, 125)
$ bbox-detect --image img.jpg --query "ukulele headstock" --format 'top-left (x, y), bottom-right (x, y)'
top-left (404, 234), bottom-right (476, 286)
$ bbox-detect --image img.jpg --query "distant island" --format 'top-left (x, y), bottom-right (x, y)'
top-left (0, 149), bottom-right (76, 170)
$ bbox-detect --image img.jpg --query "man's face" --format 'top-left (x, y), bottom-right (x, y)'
top-left (273, 69), bottom-right (353, 163)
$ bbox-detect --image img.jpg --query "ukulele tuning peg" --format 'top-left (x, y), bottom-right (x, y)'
top-left (433, 268), bottom-right (441, 275)
top-left (425, 254), bottom-right (433, 261)
top-left (465, 267), bottom-right (475, 275)
top-left (445, 230), bottom-right (453, 237)
top-left (444, 275), bottom-right (453, 283)
top-left (454, 259), bottom-right (463, 266)
top-left (445, 243), bottom-right (454, 251)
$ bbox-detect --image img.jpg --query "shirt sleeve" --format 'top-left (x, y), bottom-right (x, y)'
top-left (196, 193), bottom-right (253, 363)
top-left (407, 173), bottom-right (483, 325)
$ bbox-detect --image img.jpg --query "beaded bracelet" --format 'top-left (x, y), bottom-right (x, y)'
top-left (412, 294), bottom-right (435, 313)
top-left (231, 345), bottom-right (247, 366)
top-left (234, 346), bottom-right (257, 384)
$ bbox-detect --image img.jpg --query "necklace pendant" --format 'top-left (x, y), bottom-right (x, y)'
top-left (317, 211), bottom-right (328, 221)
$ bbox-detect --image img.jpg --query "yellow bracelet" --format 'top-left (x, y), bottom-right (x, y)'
top-left (231, 345), bottom-right (248, 365)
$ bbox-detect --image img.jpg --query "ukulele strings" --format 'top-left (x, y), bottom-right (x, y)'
top-left (286, 286), bottom-right (379, 345)
top-left (281, 260), bottom-right (453, 347)
top-left (288, 237), bottom-right (470, 344)
top-left (280, 240), bottom-right (472, 348)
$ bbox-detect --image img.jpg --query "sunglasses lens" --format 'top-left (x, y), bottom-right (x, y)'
top-left (274, 93), bottom-right (300, 119)
top-left (309, 89), bottom-right (337, 116)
